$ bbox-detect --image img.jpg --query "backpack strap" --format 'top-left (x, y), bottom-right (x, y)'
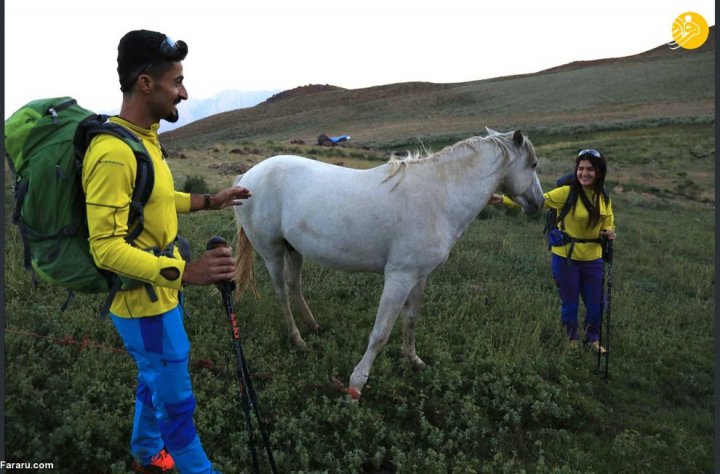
top-left (91, 122), bottom-right (154, 240)
top-left (11, 179), bottom-right (32, 268)
top-left (74, 116), bottom-right (157, 317)
top-left (556, 185), bottom-right (577, 232)
top-left (96, 235), bottom-right (189, 318)
top-left (555, 185), bottom-right (609, 261)
top-left (558, 184), bottom-right (609, 231)
top-left (75, 117), bottom-right (155, 242)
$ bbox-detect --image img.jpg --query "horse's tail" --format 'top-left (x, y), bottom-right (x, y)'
top-left (234, 217), bottom-right (256, 301)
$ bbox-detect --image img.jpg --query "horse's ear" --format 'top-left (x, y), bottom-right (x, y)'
top-left (486, 127), bottom-right (498, 136)
top-left (513, 130), bottom-right (524, 146)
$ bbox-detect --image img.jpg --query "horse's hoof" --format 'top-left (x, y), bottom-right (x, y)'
top-left (290, 337), bottom-right (308, 352)
top-left (412, 358), bottom-right (427, 371)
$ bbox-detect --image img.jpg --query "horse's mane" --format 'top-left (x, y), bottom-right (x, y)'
top-left (386, 150), bottom-right (426, 176)
top-left (385, 133), bottom-right (521, 180)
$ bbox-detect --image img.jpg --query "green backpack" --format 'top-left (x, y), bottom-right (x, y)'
top-left (4, 97), bottom-right (155, 311)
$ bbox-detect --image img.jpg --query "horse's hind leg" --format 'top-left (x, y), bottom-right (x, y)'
top-left (285, 247), bottom-right (320, 333)
top-left (262, 247), bottom-right (307, 350)
top-left (348, 272), bottom-right (418, 399)
top-left (402, 277), bottom-right (427, 370)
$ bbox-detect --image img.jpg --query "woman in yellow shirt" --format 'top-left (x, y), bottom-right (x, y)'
top-left (491, 149), bottom-right (616, 350)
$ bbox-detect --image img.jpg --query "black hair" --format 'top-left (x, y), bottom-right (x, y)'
top-left (117, 30), bottom-right (188, 93)
top-left (570, 150), bottom-right (609, 228)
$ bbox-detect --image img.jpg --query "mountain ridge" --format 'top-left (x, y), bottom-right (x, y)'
top-left (161, 28), bottom-right (715, 148)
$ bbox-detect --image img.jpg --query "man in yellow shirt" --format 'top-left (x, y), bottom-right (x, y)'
top-left (83, 29), bottom-right (250, 474)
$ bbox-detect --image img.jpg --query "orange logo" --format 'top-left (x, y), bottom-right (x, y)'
top-left (669, 12), bottom-right (709, 50)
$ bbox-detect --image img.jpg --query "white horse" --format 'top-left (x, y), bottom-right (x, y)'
top-left (232, 129), bottom-right (544, 399)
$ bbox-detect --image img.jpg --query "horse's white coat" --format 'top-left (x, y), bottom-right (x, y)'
top-left (233, 129), bottom-right (544, 397)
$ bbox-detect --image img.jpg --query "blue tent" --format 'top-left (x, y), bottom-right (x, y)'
top-left (328, 135), bottom-right (351, 143)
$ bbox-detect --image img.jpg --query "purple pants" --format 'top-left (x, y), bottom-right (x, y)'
top-left (551, 254), bottom-right (605, 342)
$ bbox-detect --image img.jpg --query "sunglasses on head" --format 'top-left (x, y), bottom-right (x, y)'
top-left (578, 149), bottom-right (602, 159)
top-left (160, 37), bottom-right (180, 57)
top-left (140, 37), bottom-right (185, 71)
top-left (122, 36), bottom-right (186, 91)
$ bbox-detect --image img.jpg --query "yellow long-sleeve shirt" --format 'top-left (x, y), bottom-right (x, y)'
top-left (503, 185), bottom-right (615, 261)
top-left (82, 117), bottom-right (191, 317)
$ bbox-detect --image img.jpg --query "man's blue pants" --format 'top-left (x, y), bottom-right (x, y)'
top-left (111, 306), bottom-right (215, 473)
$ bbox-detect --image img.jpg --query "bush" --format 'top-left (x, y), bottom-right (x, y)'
top-left (182, 175), bottom-right (209, 194)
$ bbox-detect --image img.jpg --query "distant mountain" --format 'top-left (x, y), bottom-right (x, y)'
top-left (161, 28), bottom-right (715, 149)
top-left (158, 89), bottom-right (280, 132)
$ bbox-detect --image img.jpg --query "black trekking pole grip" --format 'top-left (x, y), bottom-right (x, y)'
top-left (206, 236), bottom-right (235, 296)
top-left (206, 235), bottom-right (228, 250)
top-left (601, 236), bottom-right (613, 264)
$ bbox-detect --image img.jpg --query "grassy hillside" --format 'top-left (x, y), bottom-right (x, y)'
top-left (2, 32), bottom-right (714, 474)
top-left (161, 30), bottom-right (714, 149)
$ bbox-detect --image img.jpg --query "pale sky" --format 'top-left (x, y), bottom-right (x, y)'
top-left (4, 0), bottom-right (716, 118)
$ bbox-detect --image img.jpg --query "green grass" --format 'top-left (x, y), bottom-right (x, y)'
top-left (3, 125), bottom-right (714, 473)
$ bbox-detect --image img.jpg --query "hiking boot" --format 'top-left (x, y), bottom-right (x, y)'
top-left (132, 448), bottom-right (175, 473)
top-left (587, 341), bottom-right (607, 354)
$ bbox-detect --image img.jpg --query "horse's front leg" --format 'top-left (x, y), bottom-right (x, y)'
top-left (402, 277), bottom-right (428, 370)
top-left (348, 272), bottom-right (418, 400)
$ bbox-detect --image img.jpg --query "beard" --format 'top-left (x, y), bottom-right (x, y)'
top-left (161, 98), bottom-right (183, 123)
top-left (164, 109), bottom-right (180, 123)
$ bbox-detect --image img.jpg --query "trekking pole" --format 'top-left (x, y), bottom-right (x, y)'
top-left (206, 236), bottom-right (277, 474)
top-left (596, 273), bottom-right (605, 376)
top-left (597, 237), bottom-right (613, 381)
